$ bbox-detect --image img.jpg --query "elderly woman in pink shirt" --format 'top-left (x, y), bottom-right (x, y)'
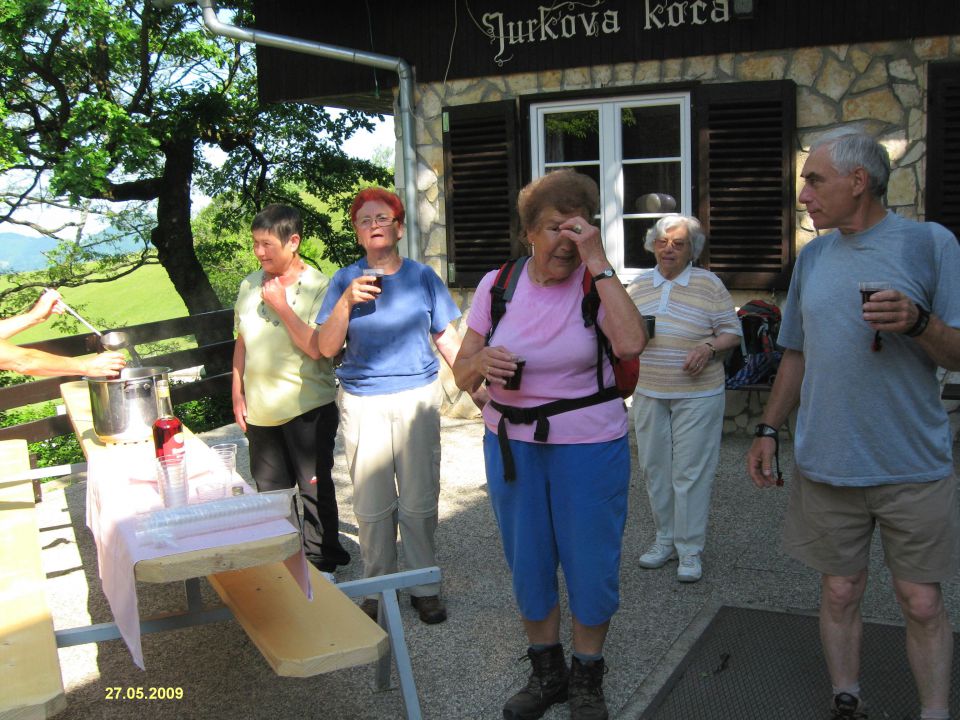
top-left (454, 170), bottom-right (646, 720)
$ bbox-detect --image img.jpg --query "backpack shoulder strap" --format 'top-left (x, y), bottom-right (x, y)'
top-left (580, 270), bottom-right (611, 391)
top-left (487, 256), bottom-right (528, 345)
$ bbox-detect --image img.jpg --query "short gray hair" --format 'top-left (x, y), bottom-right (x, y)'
top-left (644, 215), bottom-right (706, 260)
top-left (810, 127), bottom-right (891, 198)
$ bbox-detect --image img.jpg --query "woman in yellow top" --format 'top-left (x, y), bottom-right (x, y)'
top-left (232, 204), bottom-right (349, 574)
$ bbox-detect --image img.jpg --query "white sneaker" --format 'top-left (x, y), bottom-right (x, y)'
top-left (677, 554), bottom-right (702, 583)
top-left (638, 543), bottom-right (677, 569)
top-left (319, 571), bottom-right (336, 584)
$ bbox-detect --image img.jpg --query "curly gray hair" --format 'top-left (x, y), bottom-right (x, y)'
top-left (643, 215), bottom-right (706, 260)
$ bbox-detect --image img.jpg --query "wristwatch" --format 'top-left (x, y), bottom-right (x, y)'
top-left (755, 423), bottom-right (779, 439)
top-left (592, 268), bottom-right (616, 282)
top-left (905, 304), bottom-right (930, 337)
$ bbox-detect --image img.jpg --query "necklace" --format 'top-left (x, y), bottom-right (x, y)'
top-left (259, 275), bottom-right (302, 326)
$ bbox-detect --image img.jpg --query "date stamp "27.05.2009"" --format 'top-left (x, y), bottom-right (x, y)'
top-left (104, 687), bottom-right (184, 701)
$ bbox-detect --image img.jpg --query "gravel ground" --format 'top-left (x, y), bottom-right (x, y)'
top-left (35, 414), bottom-right (960, 719)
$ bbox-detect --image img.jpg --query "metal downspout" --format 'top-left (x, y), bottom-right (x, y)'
top-left (192, 0), bottom-right (420, 261)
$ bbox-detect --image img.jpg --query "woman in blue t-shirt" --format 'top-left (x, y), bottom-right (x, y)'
top-left (313, 187), bottom-right (466, 624)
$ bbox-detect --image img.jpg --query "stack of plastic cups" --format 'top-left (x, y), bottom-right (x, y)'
top-left (210, 443), bottom-right (241, 494)
top-left (156, 455), bottom-right (189, 508)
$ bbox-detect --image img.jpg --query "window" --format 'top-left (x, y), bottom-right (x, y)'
top-left (529, 93), bottom-right (692, 282)
top-left (443, 81), bottom-right (795, 290)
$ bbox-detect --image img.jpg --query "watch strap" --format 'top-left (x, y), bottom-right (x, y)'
top-left (755, 423), bottom-right (779, 438)
top-left (905, 304), bottom-right (930, 337)
top-left (592, 268), bottom-right (615, 282)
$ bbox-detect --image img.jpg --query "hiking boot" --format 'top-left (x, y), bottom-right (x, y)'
top-left (410, 594), bottom-right (448, 624)
top-left (830, 692), bottom-right (868, 718)
top-left (502, 644), bottom-right (568, 720)
top-left (677, 554), bottom-right (703, 583)
top-left (568, 656), bottom-right (608, 720)
top-left (638, 542), bottom-right (677, 569)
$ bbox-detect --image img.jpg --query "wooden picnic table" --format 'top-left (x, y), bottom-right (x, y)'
top-left (56, 380), bottom-right (389, 679)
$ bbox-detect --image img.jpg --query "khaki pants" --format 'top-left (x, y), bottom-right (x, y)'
top-left (338, 380), bottom-right (442, 596)
top-left (633, 393), bottom-right (725, 556)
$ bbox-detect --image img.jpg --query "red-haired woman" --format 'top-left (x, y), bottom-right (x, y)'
top-left (313, 187), bottom-right (467, 624)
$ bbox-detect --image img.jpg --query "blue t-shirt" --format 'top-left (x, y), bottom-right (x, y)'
top-left (778, 211), bottom-right (960, 486)
top-left (316, 258), bottom-right (461, 395)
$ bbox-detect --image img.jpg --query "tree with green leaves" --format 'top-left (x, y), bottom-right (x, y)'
top-left (0, 0), bottom-right (391, 313)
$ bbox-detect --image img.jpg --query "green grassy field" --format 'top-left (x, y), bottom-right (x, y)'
top-left (2, 264), bottom-right (190, 344)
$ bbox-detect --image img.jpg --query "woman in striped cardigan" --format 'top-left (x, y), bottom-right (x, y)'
top-left (627, 214), bottom-right (742, 583)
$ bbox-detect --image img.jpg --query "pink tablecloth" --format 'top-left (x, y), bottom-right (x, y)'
top-left (84, 435), bottom-right (311, 669)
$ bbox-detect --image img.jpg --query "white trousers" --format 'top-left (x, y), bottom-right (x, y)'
top-left (633, 393), bottom-right (725, 556)
top-left (338, 380), bottom-right (442, 596)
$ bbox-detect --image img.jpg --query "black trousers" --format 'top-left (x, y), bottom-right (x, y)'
top-left (245, 402), bottom-right (349, 570)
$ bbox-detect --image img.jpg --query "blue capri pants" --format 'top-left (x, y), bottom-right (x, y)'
top-left (483, 431), bottom-right (630, 627)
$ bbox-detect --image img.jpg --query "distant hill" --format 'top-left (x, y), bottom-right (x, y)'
top-left (0, 231), bottom-right (145, 273)
top-left (0, 232), bottom-right (59, 273)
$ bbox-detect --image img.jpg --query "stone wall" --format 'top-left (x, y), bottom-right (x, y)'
top-left (413, 36), bottom-right (960, 427)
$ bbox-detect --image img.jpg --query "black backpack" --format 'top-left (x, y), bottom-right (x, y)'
top-left (725, 300), bottom-right (782, 388)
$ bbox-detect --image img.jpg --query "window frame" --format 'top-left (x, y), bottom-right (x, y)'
top-left (529, 92), bottom-right (693, 284)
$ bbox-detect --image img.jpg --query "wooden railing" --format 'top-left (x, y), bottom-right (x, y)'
top-left (0, 309), bottom-right (234, 451)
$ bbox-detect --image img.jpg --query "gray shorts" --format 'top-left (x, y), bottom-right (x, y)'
top-left (782, 469), bottom-right (960, 583)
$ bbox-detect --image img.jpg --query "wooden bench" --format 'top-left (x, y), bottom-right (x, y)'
top-left (0, 439), bottom-right (66, 720)
top-left (209, 562), bottom-right (389, 677)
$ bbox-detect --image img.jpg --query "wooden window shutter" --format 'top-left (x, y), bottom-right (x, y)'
top-left (694, 80), bottom-right (796, 289)
top-left (442, 100), bottom-right (521, 288)
top-left (927, 62), bottom-right (960, 242)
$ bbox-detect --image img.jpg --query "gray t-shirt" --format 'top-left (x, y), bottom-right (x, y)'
top-left (778, 211), bottom-right (960, 486)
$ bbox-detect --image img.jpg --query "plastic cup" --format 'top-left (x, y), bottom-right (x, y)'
top-left (503, 356), bottom-right (526, 391)
top-left (859, 281), bottom-right (893, 305)
top-left (210, 442), bottom-right (238, 484)
top-left (156, 455), bottom-right (189, 508)
top-left (368, 268), bottom-right (385, 291)
top-left (194, 480), bottom-right (227, 503)
top-left (643, 315), bottom-right (656, 339)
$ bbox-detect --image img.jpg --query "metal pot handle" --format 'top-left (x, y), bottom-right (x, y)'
top-left (123, 381), bottom-right (153, 395)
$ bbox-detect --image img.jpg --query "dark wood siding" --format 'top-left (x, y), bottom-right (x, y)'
top-left (927, 62), bottom-right (960, 242)
top-left (694, 80), bottom-right (796, 290)
top-left (254, 0), bottom-right (960, 107)
top-left (443, 101), bottom-right (521, 288)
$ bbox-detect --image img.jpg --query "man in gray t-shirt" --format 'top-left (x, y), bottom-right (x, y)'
top-left (747, 127), bottom-right (960, 720)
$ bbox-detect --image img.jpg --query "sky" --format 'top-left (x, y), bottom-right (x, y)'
top-left (342, 114), bottom-right (395, 160)
top-left (1, 115), bottom-right (396, 239)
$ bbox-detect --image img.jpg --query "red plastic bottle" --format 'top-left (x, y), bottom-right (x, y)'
top-left (153, 379), bottom-right (184, 459)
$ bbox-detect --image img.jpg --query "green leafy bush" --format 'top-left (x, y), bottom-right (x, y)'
top-left (174, 395), bottom-right (234, 434)
top-left (0, 396), bottom-right (85, 467)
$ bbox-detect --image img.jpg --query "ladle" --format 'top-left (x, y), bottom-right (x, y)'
top-left (44, 289), bottom-right (143, 367)
top-left (100, 330), bottom-right (144, 368)
top-left (49, 291), bottom-right (102, 336)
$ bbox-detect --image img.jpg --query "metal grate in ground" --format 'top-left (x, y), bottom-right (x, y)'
top-left (638, 605), bottom-right (960, 719)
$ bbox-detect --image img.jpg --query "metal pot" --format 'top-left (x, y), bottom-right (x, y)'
top-left (84, 366), bottom-right (171, 442)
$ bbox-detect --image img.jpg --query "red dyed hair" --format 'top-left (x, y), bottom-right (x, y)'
top-left (349, 187), bottom-right (405, 226)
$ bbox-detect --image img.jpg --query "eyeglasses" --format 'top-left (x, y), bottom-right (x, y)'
top-left (654, 237), bottom-right (688, 250)
top-left (356, 214), bottom-right (397, 229)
